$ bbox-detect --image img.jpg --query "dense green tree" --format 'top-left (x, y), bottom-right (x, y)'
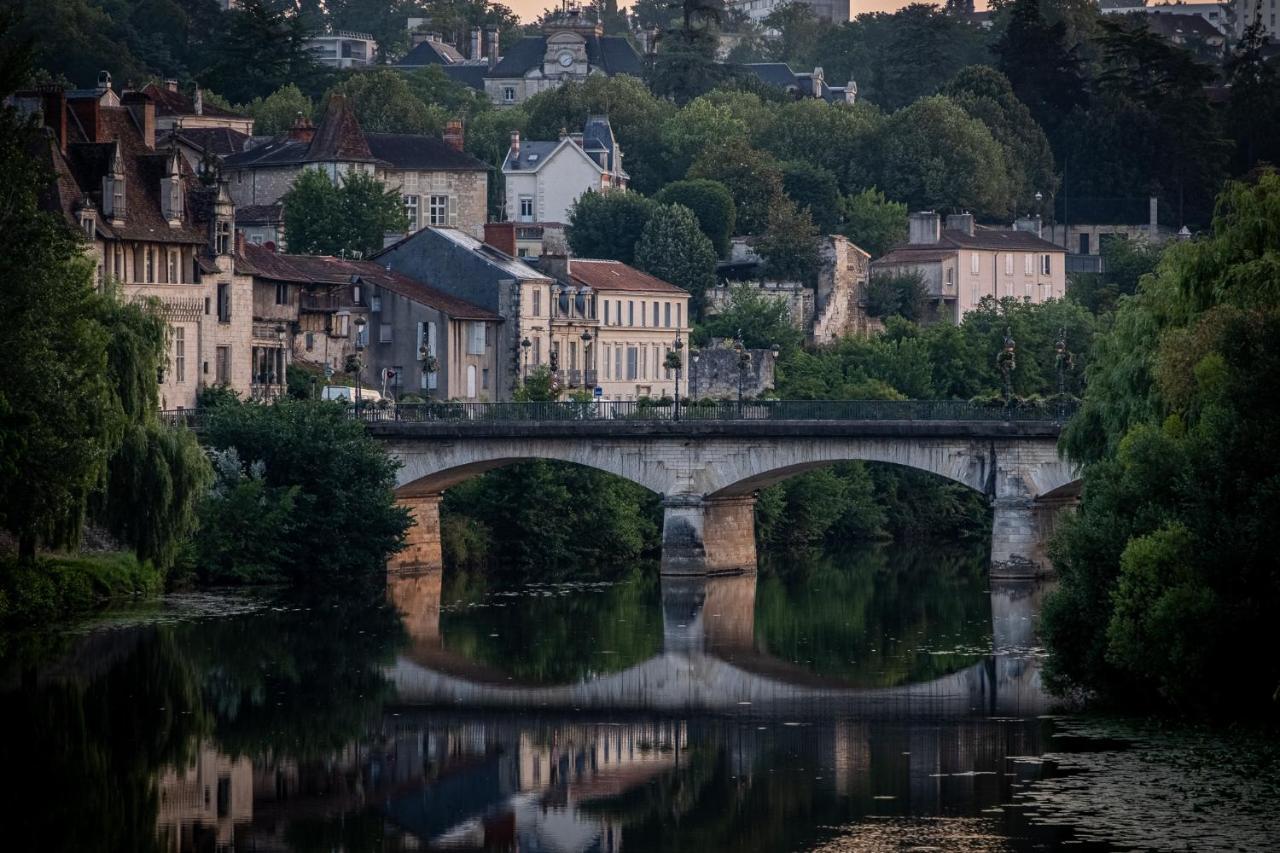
top-left (1067, 236), bottom-right (1163, 315)
top-left (865, 271), bottom-right (927, 322)
top-left (653, 178), bottom-right (737, 257)
top-left (698, 285), bottom-right (804, 353)
top-left (874, 96), bottom-right (1013, 216)
top-left (282, 169), bottom-right (407, 259)
top-left (648, 0), bottom-right (737, 104)
top-left (780, 161), bottom-right (841, 233)
top-left (1043, 176), bottom-right (1280, 715)
top-left (994, 0), bottom-right (1089, 140)
top-left (756, 200), bottom-right (822, 285)
top-left (1225, 18), bottom-right (1280, 173)
top-left (760, 2), bottom-right (823, 65)
top-left (404, 0), bottom-right (523, 61)
top-left (756, 464), bottom-right (885, 549)
top-left (688, 139), bottom-right (784, 235)
top-left (237, 83), bottom-right (313, 136)
top-left (566, 190), bottom-right (657, 264)
top-left (756, 99), bottom-right (883, 194)
top-left (405, 65), bottom-right (493, 121)
top-left (325, 69), bottom-right (444, 134)
top-left (200, 399), bottom-right (410, 584)
top-left (942, 65), bottom-right (1058, 215)
top-left (201, 0), bottom-right (325, 104)
top-left (659, 96), bottom-right (752, 178)
top-left (634, 203), bottom-right (718, 313)
top-left (840, 187), bottom-right (907, 257)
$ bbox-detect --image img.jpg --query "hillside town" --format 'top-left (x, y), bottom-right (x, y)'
top-left (2, 1), bottom-right (1280, 850)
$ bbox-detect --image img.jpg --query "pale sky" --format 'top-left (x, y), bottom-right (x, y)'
top-left (505, 1), bottom-right (965, 25)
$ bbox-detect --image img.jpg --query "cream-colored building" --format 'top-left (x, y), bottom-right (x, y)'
top-left (537, 257), bottom-right (693, 401)
top-left (871, 212), bottom-right (1067, 324)
top-left (27, 82), bottom-right (255, 409)
top-left (156, 744), bottom-right (254, 852)
top-left (501, 118), bottom-right (629, 228)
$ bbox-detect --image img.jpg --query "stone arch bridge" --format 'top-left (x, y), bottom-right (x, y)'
top-left (370, 402), bottom-right (1079, 578)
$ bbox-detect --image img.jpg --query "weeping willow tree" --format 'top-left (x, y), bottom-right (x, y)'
top-left (90, 289), bottom-right (211, 570)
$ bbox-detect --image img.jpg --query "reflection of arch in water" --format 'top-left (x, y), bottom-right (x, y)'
top-left (387, 572), bottom-right (1050, 718)
top-left (383, 430), bottom-right (1079, 577)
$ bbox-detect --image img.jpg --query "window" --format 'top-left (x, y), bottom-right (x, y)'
top-left (664, 302), bottom-right (671, 327)
top-left (403, 194), bottom-right (419, 230)
top-left (335, 314), bottom-right (350, 337)
top-left (371, 294), bottom-right (381, 312)
top-left (519, 196), bottom-right (534, 222)
top-left (215, 346), bottom-right (230, 384)
top-left (113, 247), bottom-right (122, 279)
top-left (676, 304), bottom-right (682, 329)
top-left (1004, 254), bottom-right (1013, 275)
top-left (217, 282), bottom-right (231, 322)
top-left (626, 346), bottom-right (638, 380)
top-left (467, 364), bottom-right (477, 397)
top-left (482, 368), bottom-right (489, 390)
top-left (970, 253), bottom-right (980, 274)
top-left (352, 284), bottom-right (362, 304)
top-left (1024, 254), bottom-right (1033, 276)
top-left (533, 288), bottom-right (541, 316)
top-left (173, 327), bottom-right (185, 382)
top-left (503, 86), bottom-right (516, 103)
top-left (168, 250), bottom-right (179, 283)
top-left (215, 220), bottom-right (231, 255)
top-left (604, 299), bottom-right (610, 325)
top-left (275, 282), bottom-right (288, 305)
top-left (533, 337), bottom-right (541, 365)
top-left (569, 340), bottom-right (578, 370)
top-left (81, 214), bottom-right (95, 240)
top-left (379, 323), bottom-right (392, 343)
top-left (628, 300), bottom-right (634, 325)
top-left (615, 346), bottom-right (623, 378)
top-left (468, 321), bottom-right (486, 355)
top-left (1042, 254), bottom-right (1052, 275)
top-left (604, 344), bottom-right (612, 379)
top-left (946, 267), bottom-right (954, 285)
top-left (305, 332), bottom-right (314, 351)
top-left (145, 248), bottom-right (155, 283)
top-left (428, 194), bottom-right (448, 226)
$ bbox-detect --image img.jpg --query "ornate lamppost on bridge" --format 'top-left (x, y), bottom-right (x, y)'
top-left (1054, 327), bottom-right (1073, 396)
top-left (665, 334), bottom-right (684, 420)
top-left (520, 336), bottom-right (531, 380)
top-left (580, 329), bottom-right (593, 388)
top-left (690, 347), bottom-right (700, 401)
top-left (996, 327), bottom-right (1016, 408)
top-left (352, 314), bottom-right (367, 407)
top-left (419, 343), bottom-right (439, 400)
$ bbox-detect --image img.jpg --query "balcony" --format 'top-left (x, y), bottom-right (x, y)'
top-left (555, 369), bottom-right (599, 388)
top-left (299, 291), bottom-right (343, 312)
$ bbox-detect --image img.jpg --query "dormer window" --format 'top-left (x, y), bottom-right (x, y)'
top-left (79, 211), bottom-right (96, 240)
top-left (215, 220), bottom-right (231, 255)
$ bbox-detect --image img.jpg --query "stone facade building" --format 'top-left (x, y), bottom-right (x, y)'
top-left (871, 212), bottom-right (1067, 324)
top-left (223, 96), bottom-right (489, 241)
top-left (502, 117), bottom-right (628, 230)
top-left (25, 81), bottom-right (255, 409)
top-left (686, 339), bottom-right (778, 400)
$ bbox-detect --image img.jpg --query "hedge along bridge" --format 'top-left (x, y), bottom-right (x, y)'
top-left (366, 399), bottom-right (1081, 578)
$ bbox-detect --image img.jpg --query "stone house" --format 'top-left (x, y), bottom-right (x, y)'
top-left (237, 244), bottom-right (501, 401)
top-left (481, 7), bottom-right (643, 108)
top-left (222, 95), bottom-right (489, 241)
top-left (871, 212), bottom-right (1067, 325)
top-left (25, 83), bottom-right (254, 409)
top-left (502, 117), bottom-right (628, 230)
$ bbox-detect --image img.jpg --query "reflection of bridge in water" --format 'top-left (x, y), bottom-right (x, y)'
top-left (387, 570), bottom-right (1051, 719)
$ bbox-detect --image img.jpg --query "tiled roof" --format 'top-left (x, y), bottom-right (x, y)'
top-left (366, 133), bottom-right (489, 171)
top-left (871, 248), bottom-right (956, 265)
top-left (396, 38), bottom-right (466, 66)
top-left (875, 226), bottom-right (1066, 264)
top-left (163, 126), bottom-right (252, 157)
top-left (308, 94), bottom-right (375, 162)
top-left (140, 83), bottom-right (245, 119)
top-left (567, 259), bottom-right (688, 295)
top-left (486, 35), bottom-right (641, 78)
top-left (237, 243), bottom-right (500, 320)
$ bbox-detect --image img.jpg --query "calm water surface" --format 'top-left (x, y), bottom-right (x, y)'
top-left (2, 544), bottom-right (1277, 852)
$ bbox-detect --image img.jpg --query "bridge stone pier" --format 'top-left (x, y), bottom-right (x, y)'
top-left (373, 418), bottom-right (1078, 578)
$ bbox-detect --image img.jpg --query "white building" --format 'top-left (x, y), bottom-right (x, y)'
top-left (307, 31), bottom-right (377, 68)
top-left (728, 0), bottom-right (850, 27)
top-left (501, 117), bottom-right (628, 229)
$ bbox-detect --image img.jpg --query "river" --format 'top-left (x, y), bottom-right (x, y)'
top-left (1, 544), bottom-right (1277, 852)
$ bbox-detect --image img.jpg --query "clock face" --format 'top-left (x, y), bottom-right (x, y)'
top-left (557, 51), bottom-right (574, 68)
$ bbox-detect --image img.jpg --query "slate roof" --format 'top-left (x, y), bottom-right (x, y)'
top-left (443, 64), bottom-right (489, 91)
top-left (366, 133), bottom-right (489, 171)
top-left (502, 139), bottom-right (563, 172)
top-left (1137, 11), bottom-right (1225, 40)
top-left (396, 38), bottom-right (466, 66)
top-left (140, 83), bottom-right (246, 119)
top-left (237, 243), bottom-right (501, 320)
top-left (235, 203), bottom-right (282, 225)
top-left (744, 63), bottom-right (850, 103)
top-left (566, 259), bottom-right (688, 295)
top-left (873, 226), bottom-right (1066, 266)
top-left (486, 35), bottom-right (642, 78)
top-left (162, 126), bottom-right (252, 157)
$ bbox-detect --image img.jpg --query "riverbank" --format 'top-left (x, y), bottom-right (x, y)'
top-left (0, 551), bottom-right (161, 627)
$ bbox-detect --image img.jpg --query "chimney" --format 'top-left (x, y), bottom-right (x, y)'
top-left (235, 229), bottom-right (246, 256)
top-left (288, 113), bottom-right (315, 143)
top-left (558, 126), bottom-right (568, 140)
top-left (908, 211), bottom-right (940, 245)
top-left (69, 95), bottom-right (102, 143)
top-left (1013, 214), bottom-right (1043, 237)
top-left (486, 28), bottom-right (500, 68)
top-left (164, 79), bottom-right (179, 93)
top-left (470, 27), bottom-right (482, 60)
top-left (194, 87), bottom-right (203, 116)
top-left (945, 212), bottom-right (975, 236)
top-left (569, 131), bottom-right (583, 147)
top-left (96, 70), bottom-right (112, 95)
top-left (1148, 195), bottom-right (1158, 233)
top-left (38, 85), bottom-right (67, 154)
top-left (509, 130), bottom-right (520, 160)
top-left (122, 91), bottom-right (155, 149)
top-left (484, 221), bottom-right (517, 256)
top-left (540, 252), bottom-right (570, 283)
top-left (443, 118), bottom-right (464, 151)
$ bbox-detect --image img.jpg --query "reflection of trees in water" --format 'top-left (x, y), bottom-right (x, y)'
top-left (753, 542), bottom-right (992, 686)
top-left (438, 567), bottom-right (665, 682)
top-left (0, 629), bottom-right (209, 853)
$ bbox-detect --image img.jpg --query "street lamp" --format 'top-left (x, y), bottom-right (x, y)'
top-left (353, 315), bottom-right (367, 406)
top-left (666, 334), bottom-right (684, 419)
top-left (996, 327), bottom-right (1016, 407)
top-left (690, 348), bottom-right (700, 401)
top-left (521, 337), bottom-right (531, 379)
top-left (580, 329), bottom-right (592, 387)
top-left (1054, 327), bottom-right (1073, 397)
top-left (274, 324), bottom-right (287, 393)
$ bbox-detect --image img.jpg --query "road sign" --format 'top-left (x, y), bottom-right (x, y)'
top-left (593, 386), bottom-right (603, 398)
